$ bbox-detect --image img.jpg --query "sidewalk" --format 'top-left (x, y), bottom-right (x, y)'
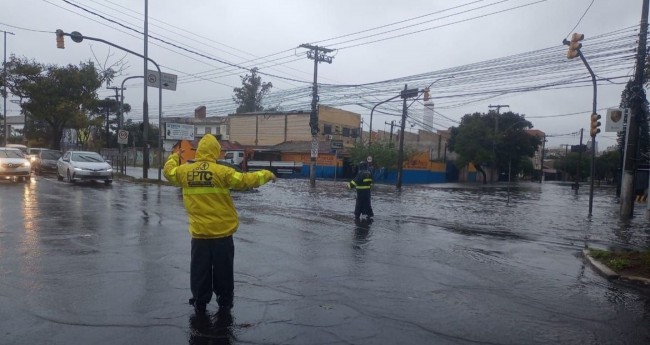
top-left (121, 166), bottom-right (167, 181)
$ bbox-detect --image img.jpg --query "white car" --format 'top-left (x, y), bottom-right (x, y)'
top-left (57, 151), bottom-right (113, 185)
top-left (0, 147), bottom-right (31, 182)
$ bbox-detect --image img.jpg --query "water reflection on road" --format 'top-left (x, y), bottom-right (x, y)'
top-left (0, 176), bottom-right (648, 344)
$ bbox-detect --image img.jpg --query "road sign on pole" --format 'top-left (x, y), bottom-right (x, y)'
top-left (146, 69), bottom-right (178, 91)
top-left (117, 129), bottom-right (129, 144)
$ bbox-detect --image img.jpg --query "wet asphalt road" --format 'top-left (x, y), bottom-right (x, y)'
top-left (0, 174), bottom-right (649, 345)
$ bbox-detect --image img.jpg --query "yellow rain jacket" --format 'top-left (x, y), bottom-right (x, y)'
top-left (163, 134), bottom-right (275, 239)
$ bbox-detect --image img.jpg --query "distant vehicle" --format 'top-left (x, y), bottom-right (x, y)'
top-left (31, 149), bottom-right (62, 175)
top-left (0, 147), bottom-right (31, 182)
top-left (26, 147), bottom-right (47, 162)
top-left (219, 149), bottom-right (303, 176)
top-left (6, 144), bottom-right (29, 155)
top-left (57, 151), bottom-right (113, 185)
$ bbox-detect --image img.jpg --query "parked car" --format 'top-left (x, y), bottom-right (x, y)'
top-left (31, 149), bottom-right (62, 175)
top-left (0, 147), bottom-right (31, 182)
top-left (57, 151), bottom-right (113, 185)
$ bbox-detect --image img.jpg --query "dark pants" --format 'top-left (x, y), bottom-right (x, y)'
top-left (354, 190), bottom-right (374, 218)
top-left (190, 236), bottom-right (234, 308)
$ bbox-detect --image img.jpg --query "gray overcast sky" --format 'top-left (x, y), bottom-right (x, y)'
top-left (1, 0), bottom-right (646, 149)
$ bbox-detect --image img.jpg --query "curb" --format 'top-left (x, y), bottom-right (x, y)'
top-left (582, 249), bottom-right (619, 279)
top-left (582, 249), bottom-right (650, 287)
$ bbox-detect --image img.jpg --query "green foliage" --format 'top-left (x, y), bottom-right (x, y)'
top-left (553, 152), bottom-right (590, 181)
top-left (4, 56), bottom-right (104, 150)
top-left (349, 139), bottom-right (416, 169)
top-left (232, 67), bottom-right (273, 114)
top-left (595, 150), bottom-right (620, 181)
top-left (617, 80), bottom-right (649, 164)
top-left (123, 120), bottom-right (160, 148)
top-left (448, 111), bottom-right (541, 179)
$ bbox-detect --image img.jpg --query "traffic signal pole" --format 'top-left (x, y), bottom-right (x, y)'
top-left (563, 33), bottom-right (598, 216)
top-left (580, 52), bottom-right (598, 217)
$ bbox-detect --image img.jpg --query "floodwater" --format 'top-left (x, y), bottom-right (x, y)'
top-left (0, 176), bottom-right (648, 344)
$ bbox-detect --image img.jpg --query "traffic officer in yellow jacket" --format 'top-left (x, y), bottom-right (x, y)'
top-left (163, 134), bottom-right (276, 314)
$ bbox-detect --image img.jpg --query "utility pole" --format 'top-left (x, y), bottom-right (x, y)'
top-left (107, 87), bottom-right (123, 149)
top-left (386, 120), bottom-right (396, 147)
top-left (396, 85), bottom-right (419, 189)
top-left (488, 104), bottom-right (509, 182)
top-left (299, 43), bottom-right (334, 188)
top-left (620, 0), bottom-right (649, 219)
top-left (539, 134), bottom-right (546, 183)
top-left (562, 144), bottom-right (569, 181)
top-left (142, 0), bottom-right (150, 178)
top-left (359, 118), bottom-right (363, 143)
top-left (2, 30), bottom-right (14, 147)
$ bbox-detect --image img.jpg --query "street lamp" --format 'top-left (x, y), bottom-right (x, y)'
top-left (57, 30), bottom-right (163, 180)
top-left (369, 75), bottom-right (453, 146)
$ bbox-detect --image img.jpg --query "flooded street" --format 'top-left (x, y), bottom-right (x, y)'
top-left (1, 176), bottom-right (648, 344)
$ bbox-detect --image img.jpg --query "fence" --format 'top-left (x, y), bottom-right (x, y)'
top-left (100, 147), bottom-right (172, 174)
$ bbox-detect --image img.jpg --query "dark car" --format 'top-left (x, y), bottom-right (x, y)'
top-left (32, 149), bottom-right (62, 175)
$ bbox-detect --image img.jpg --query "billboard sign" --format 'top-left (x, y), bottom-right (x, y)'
top-left (165, 123), bottom-right (195, 140)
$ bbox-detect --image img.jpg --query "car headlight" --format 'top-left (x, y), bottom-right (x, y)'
top-left (23, 161), bottom-right (31, 168)
top-left (106, 168), bottom-right (113, 172)
top-left (74, 167), bottom-right (83, 171)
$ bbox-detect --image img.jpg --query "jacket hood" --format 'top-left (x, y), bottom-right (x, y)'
top-left (195, 134), bottom-right (221, 161)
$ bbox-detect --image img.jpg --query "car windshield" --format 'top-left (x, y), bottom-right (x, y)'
top-left (0, 149), bottom-right (24, 158)
top-left (71, 152), bottom-right (104, 162)
top-left (42, 151), bottom-right (62, 160)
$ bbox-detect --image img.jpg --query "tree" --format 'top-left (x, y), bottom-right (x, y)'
top-left (595, 150), bottom-right (620, 182)
top-left (553, 152), bottom-right (590, 182)
top-left (448, 111), bottom-right (541, 184)
top-left (617, 80), bottom-right (649, 165)
top-left (349, 139), bottom-right (417, 170)
top-left (4, 56), bottom-right (104, 150)
top-left (232, 68), bottom-right (273, 113)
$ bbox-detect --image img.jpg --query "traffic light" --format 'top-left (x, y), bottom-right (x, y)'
top-left (423, 87), bottom-right (430, 101)
top-left (566, 32), bottom-right (584, 59)
top-left (590, 113), bottom-right (601, 137)
top-left (56, 29), bottom-right (65, 49)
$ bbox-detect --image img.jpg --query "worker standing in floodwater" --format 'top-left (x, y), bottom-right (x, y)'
top-left (348, 161), bottom-right (374, 220)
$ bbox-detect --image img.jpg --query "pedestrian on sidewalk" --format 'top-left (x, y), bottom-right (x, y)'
top-left (163, 134), bottom-right (276, 315)
top-left (348, 161), bottom-right (374, 220)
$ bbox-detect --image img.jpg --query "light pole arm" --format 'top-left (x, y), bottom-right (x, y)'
top-left (60, 30), bottom-right (164, 180)
top-left (369, 94), bottom-right (401, 146)
top-left (119, 76), bottom-right (145, 130)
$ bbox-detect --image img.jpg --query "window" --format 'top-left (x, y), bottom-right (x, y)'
top-left (323, 124), bottom-right (332, 134)
top-left (342, 127), bottom-right (350, 137)
top-left (205, 127), bottom-right (212, 134)
top-left (351, 128), bottom-right (359, 138)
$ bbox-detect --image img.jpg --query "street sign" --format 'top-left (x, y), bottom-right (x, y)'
top-left (165, 123), bottom-right (195, 140)
top-left (146, 70), bottom-right (178, 91)
top-left (117, 129), bottom-right (129, 144)
top-left (570, 144), bottom-right (587, 153)
top-left (331, 140), bottom-right (343, 149)
top-left (400, 88), bottom-right (419, 99)
top-left (605, 108), bottom-right (628, 132)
